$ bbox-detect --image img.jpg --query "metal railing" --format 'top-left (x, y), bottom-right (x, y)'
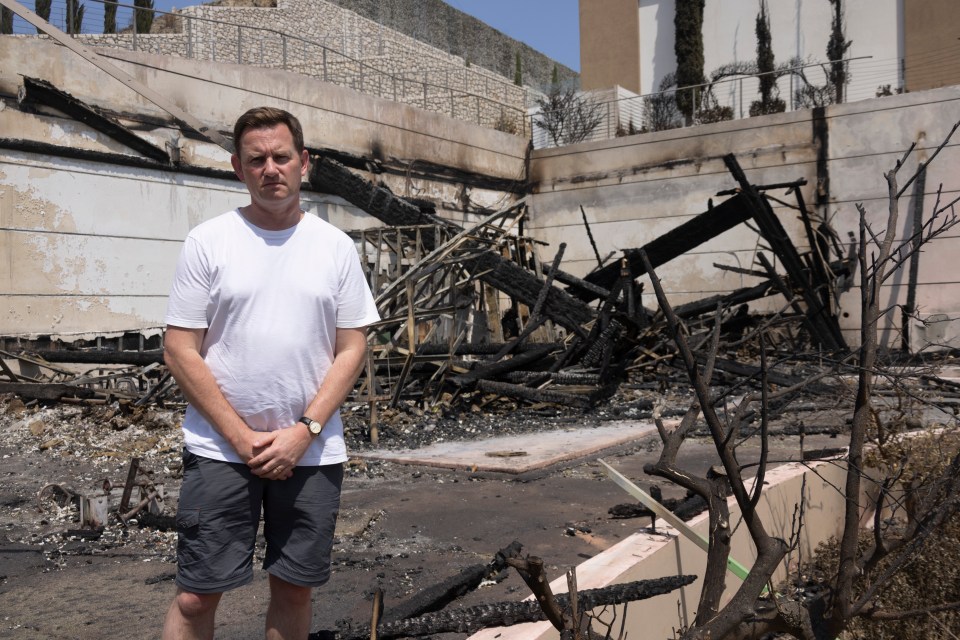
top-left (530, 55), bottom-right (897, 149)
top-left (4, 0), bottom-right (529, 134)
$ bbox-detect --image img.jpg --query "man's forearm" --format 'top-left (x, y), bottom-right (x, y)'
top-left (302, 328), bottom-right (368, 427)
top-left (164, 331), bottom-right (254, 456)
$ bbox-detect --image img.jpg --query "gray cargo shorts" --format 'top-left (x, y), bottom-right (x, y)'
top-left (174, 449), bottom-right (343, 594)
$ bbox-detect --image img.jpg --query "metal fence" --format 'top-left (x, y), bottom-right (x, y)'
top-left (530, 55), bottom-right (901, 149)
top-left (3, 0), bottom-right (529, 134)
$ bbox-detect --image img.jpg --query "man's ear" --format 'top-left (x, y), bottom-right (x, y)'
top-left (299, 149), bottom-right (310, 177)
top-left (231, 154), bottom-right (244, 182)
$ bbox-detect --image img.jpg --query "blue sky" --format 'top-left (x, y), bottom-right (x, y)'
top-left (148, 0), bottom-right (582, 71)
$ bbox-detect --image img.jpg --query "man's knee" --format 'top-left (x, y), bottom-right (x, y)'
top-left (268, 575), bottom-right (312, 607)
top-left (173, 589), bottom-right (222, 619)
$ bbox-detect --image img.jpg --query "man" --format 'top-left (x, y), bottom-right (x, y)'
top-left (161, 106), bottom-right (379, 640)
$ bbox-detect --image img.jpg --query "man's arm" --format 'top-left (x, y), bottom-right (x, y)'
top-left (247, 326), bottom-right (369, 475)
top-left (163, 325), bottom-right (262, 461)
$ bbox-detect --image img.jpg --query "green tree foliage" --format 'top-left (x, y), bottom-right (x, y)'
top-left (1, 7), bottom-right (13, 35)
top-left (827, 0), bottom-right (851, 103)
top-left (34, 0), bottom-right (51, 33)
top-left (134, 0), bottom-right (155, 34)
top-left (66, 0), bottom-right (85, 35)
top-left (103, 1), bottom-right (117, 34)
top-left (514, 52), bottom-right (522, 86)
top-left (749, 0), bottom-right (785, 116)
top-left (674, 0), bottom-right (705, 122)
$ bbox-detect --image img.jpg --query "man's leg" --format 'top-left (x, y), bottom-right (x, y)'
top-left (162, 589), bottom-right (223, 640)
top-left (262, 464), bottom-right (343, 640)
top-left (265, 574), bottom-right (312, 640)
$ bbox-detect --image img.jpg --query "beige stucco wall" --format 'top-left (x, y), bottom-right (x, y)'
top-left (0, 37), bottom-right (527, 339)
top-left (903, 0), bottom-right (960, 92)
top-left (469, 457), bottom-right (857, 640)
top-left (528, 84), bottom-right (960, 349)
top-left (579, 0), bottom-right (641, 94)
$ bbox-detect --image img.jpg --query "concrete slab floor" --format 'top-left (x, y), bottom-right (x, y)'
top-left (0, 421), bottom-right (844, 640)
top-left (352, 420), bottom-right (667, 473)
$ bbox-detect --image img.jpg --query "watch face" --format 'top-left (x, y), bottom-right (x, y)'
top-left (308, 420), bottom-right (323, 435)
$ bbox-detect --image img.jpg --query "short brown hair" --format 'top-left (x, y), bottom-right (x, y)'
top-left (232, 107), bottom-right (305, 154)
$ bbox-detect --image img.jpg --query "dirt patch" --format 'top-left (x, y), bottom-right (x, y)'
top-left (0, 391), bottom-right (847, 639)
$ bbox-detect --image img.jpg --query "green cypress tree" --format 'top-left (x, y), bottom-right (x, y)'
top-left (514, 52), bottom-right (522, 86)
top-left (827, 0), bottom-right (851, 103)
top-left (674, 0), bottom-right (705, 123)
top-left (1, 7), bottom-right (13, 35)
top-left (66, 0), bottom-right (84, 35)
top-left (103, 1), bottom-right (117, 34)
top-left (756, 0), bottom-right (774, 105)
top-left (134, 0), bottom-right (155, 34)
top-left (34, 0), bottom-right (51, 33)
top-left (749, 0), bottom-right (784, 116)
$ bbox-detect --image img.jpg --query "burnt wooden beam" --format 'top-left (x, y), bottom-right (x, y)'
top-left (28, 349), bottom-right (164, 366)
top-left (0, 382), bottom-right (95, 401)
top-left (452, 343), bottom-right (559, 385)
top-left (381, 541), bottom-right (523, 623)
top-left (723, 154), bottom-right (846, 350)
top-left (19, 77), bottom-right (171, 164)
top-left (580, 193), bottom-right (753, 301)
top-left (312, 157), bottom-right (596, 333)
top-left (476, 380), bottom-right (594, 409)
top-left (309, 157), bottom-right (449, 243)
top-left (329, 574), bottom-right (697, 640)
top-left (551, 268), bottom-right (611, 301)
top-left (463, 252), bottom-right (595, 333)
top-left (672, 281), bottom-right (775, 319)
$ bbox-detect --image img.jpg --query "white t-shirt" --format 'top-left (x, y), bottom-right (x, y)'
top-left (165, 209), bottom-right (380, 466)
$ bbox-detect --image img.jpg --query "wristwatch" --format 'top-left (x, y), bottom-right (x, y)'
top-left (299, 416), bottom-right (323, 436)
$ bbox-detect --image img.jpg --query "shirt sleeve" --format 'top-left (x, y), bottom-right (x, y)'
top-left (165, 235), bottom-right (212, 329)
top-left (336, 235), bottom-right (381, 329)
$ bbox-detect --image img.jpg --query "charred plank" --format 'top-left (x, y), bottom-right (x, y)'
top-left (580, 193), bottom-right (753, 301)
top-left (19, 77), bottom-right (171, 164)
top-left (330, 575), bottom-right (697, 640)
top-left (382, 541), bottom-right (523, 623)
top-left (476, 380), bottom-right (595, 409)
top-left (0, 382), bottom-right (95, 401)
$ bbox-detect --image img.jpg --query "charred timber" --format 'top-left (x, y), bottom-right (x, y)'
top-left (722, 154), bottom-right (846, 350)
top-left (329, 575), bottom-right (697, 640)
top-left (673, 281), bottom-right (775, 319)
top-left (28, 350), bottom-right (164, 366)
top-left (462, 252), bottom-right (595, 333)
top-left (476, 380), bottom-right (595, 409)
top-left (580, 193), bottom-right (753, 301)
top-left (413, 342), bottom-right (563, 356)
top-left (382, 541), bottom-right (523, 623)
top-left (452, 344), bottom-right (559, 385)
top-left (501, 371), bottom-right (602, 386)
top-left (0, 382), bottom-right (96, 401)
top-left (310, 158), bottom-right (597, 334)
top-left (309, 157), bottom-right (449, 245)
top-left (19, 77), bottom-right (171, 164)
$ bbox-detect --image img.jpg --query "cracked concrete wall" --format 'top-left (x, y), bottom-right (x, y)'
top-left (527, 85), bottom-right (960, 350)
top-left (0, 37), bottom-right (527, 340)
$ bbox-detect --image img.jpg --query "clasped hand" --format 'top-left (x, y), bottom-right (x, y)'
top-left (241, 425), bottom-right (311, 480)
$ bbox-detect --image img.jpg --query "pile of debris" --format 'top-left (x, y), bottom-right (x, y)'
top-left (314, 152), bottom-right (856, 442)
top-left (1, 153), bottom-right (857, 442)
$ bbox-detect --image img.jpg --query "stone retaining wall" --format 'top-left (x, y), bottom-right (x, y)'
top-left (75, 0), bottom-right (535, 133)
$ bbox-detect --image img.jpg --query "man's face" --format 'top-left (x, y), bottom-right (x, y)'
top-left (231, 123), bottom-right (309, 214)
